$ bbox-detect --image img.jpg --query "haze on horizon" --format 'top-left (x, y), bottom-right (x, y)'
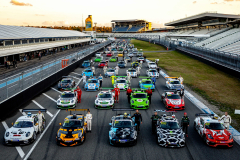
top-left (1, 0), bottom-right (240, 28)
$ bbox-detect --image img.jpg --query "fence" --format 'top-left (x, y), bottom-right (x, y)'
top-left (0, 40), bottom-right (112, 103)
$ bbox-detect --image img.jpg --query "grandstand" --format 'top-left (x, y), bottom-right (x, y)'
top-left (111, 19), bottom-right (151, 33)
top-left (0, 25), bottom-right (90, 64)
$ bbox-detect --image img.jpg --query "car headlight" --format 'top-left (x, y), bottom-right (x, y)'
top-left (26, 132), bottom-right (31, 137)
top-left (57, 100), bottom-right (60, 103)
top-left (110, 100), bottom-right (113, 104)
top-left (96, 100), bottom-right (99, 104)
top-left (229, 135), bottom-right (233, 140)
top-left (182, 101), bottom-right (184, 105)
top-left (208, 134), bottom-right (214, 139)
top-left (6, 132), bottom-right (9, 137)
top-left (181, 134), bottom-right (184, 139)
top-left (85, 84), bottom-right (87, 87)
top-left (146, 100), bottom-right (148, 104)
top-left (131, 100), bottom-right (134, 104)
top-left (71, 100), bottom-right (74, 103)
top-left (110, 131), bottom-right (116, 139)
top-left (167, 101), bottom-right (171, 104)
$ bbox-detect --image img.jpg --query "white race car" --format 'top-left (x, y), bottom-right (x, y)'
top-left (95, 52), bottom-right (102, 57)
top-left (126, 68), bottom-right (137, 78)
top-left (165, 77), bottom-right (184, 91)
top-left (105, 68), bottom-right (117, 77)
top-left (95, 90), bottom-right (115, 109)
top-left (147, 62), bottom-right (157, 69)
top-left (128, 53), bottom-right (134, 57)
top-left (57, 91), bottom-right (78, 109)
top-left (146, 69), bottom-right (159, 78)
top-left (114, 77), bottom-right (128, 90)
top-left (3, 109), bottom-right (46, 145)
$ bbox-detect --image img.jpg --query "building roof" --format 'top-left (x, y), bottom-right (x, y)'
top-left (0, 25), bottom-right (90, 40)
top-left (111, 19), bottom-right (147, 23)
top-left (165, 12), bottom-right (240, 26)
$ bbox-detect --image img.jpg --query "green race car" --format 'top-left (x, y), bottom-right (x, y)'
top-left (130, 90), bottom-right (149, 109)
top-left (110, 56), bottom-right (117, 62)
top-left (94, 56), bottom-right (102, 62)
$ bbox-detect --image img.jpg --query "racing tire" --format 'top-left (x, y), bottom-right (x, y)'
top-left (2, 137), bottom-right (6, 146)
top-left (30, 132), bottom-right (37, 143)
top-left (203, 135), bottom-right (207, 145)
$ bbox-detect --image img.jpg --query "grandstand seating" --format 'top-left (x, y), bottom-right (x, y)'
top-left (219, 40), bottom-right (240, 54)
top-left (113, 26), bottom-right (129, 32)
top-left (127, 26), bottom-right (144, 32)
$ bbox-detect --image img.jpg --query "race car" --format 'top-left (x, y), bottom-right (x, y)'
top-left (194, 113), bottom-right (233, 147)
top-left (146, 69), bottom-right (159, 78)
top-left (114, 77), bottom-right (128, 90)
top-left (128, 52), bottom-right (134, 57)
top-left (155, 110), bottom-right (185, 147)
top-left (110, 56), bottom-right (117, 62)
top-left (95, 90), bottom-right (115, 109)
top-left (81, 60), bottom-right (91, 68)
top-left (161, 90), bottom-right (185, 110)
top-left (56, 109), bottom-right (87, 146)
top-left (123, 50), bottom-right (128, 55)
top-left (165, 77), bottom-right (184, 91)
top-left (133, 49), bottom-right (138, 54)
top-left (84, 78), bottom-right (100, 91)
top-left (94, 56), bottom-right (103, 62)
top-left (104, 47), bottom-right (111, 54)
top-left (109, 109), bottom-right (137, 146)
top-left (131, 62), bottom-right (139, 68)
top-left (111, 48), bottom-right (118, 55)
top-left (126, 68), bottom-right (137, 78)
top-left (105, 68), bottom-right (117, 77)
top-left (124, 56), bottom-right (131, 62)
top-left (57, 90), bottom-right (78, 109)
top-left (3, 109), bottom-right (46, 145)
top-left (118, 61), bottom-right (126, 68)
top-left (95, 52), bottom-right (102, 57)
top-left (139, 78), bottom-right (155, 91)
top-left (82, 68), bottom-right (94, 77)
top-left (137, 57), bottom-right (145, 62)
top-left (98, 61), bottom-right (108, 68)
top-left (106, 52), bottom-right (113, 57)
top-left (130, 90), bottom-right (149, 109)
top-left (58, 76), bottom-right (76, 91)
top-left (137, 50), bottom-right (143, 57)
top-left (147, 62), bottom-right (157, 69)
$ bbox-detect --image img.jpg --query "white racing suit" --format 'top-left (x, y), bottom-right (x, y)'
top-left (92, 67), bottom-right (95, 75)
top-left (103, 66), bottom-right (107, 75)
top-left (136, 67), bottom-right (141, 75)
top-left (178, 77), bottom-right (184, 84)
top-left (82, 76), bottom-right (87, 87)
top-left (86, 114), bottom-right (92, 131)
top-left (37, 113), bottom-right (45, 133)
top-left (220, 115), bottom-right (231, 130)
top-left (126, 75), bottom-right (132, 86)
top-left (125, 59), bottom-right (128, 66)
top-left (115, 66), bottom-right (119, 76)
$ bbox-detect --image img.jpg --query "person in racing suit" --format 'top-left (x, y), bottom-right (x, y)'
top-left (86, 110), bottom-right (92, 132)
top-left (126, 73), bottom-right (132, 87)
top-left (136, 66), bottom-right (141, 76)
top-left (151, 111), bottom-right (160, 134)
top-left (178, 75), bottom-right (184, 84)
top-left (131, 110), bottom-right (142, 131)
top-left (219, 112), bottom-right (231, 130)
top-left (110, 75), bottom-right (116, 86)
top-left (103, 66), bottom-right (107, 76)
top-left (98, 74), bottom-right (103, 87)
top-left (145, 87), bottom-right (152, 104)
top-left (151, 76), bottom-right (156, 86)
top-left (74, 86), bottom-right (82, 103)
top-left (82, 74), bottom-right (87, 87)
top-left (115, 65), bottom-right (119, 76)
top-left (181, 112), bottom-right (190, 137)
top-left (37, 110), bottom-right (45, 133)
top-left (92, 66), bottom-right (95, 75)
top-left (140, 60), bottom-right (143, 68)
top-left (126, 87), bottom-right (132, 103)
top-left (112, 85), bottom-right (120, 103)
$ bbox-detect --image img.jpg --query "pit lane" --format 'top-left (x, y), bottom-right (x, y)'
top-left (1, 48), bottom-right (240, 160)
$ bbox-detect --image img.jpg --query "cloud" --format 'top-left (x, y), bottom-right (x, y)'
top-left (35, 14), bottom-right (45, 16)
top-left (10, 0), bottom-right (32, 6)
top-left (224, 0), bottom-right (234, 1)
top-left (42, 21), bottom-right (68, 26)
top-left (193, 1), bottom-right (197, 4)
top-left (211, 2), bottom-right (218, 4)
top-left (23, 22), bottom-right (28, 24)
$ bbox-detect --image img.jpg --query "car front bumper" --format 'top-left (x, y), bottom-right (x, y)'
top-left (57, 104), bottom-right (76, 109)
top-left (166, 105), bottom-right (185, 110)
top-left (207, 139), bottom-right (234, 147)
top-left (109, 138), bottom-right (136, 146)
top-left (4, 138), bottom-right (32, 145)
top-left (131, 104), bottom-right (149, 109)
top-left (56, 138), bottom-right (83, 146)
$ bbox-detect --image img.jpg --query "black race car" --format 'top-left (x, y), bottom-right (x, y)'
top-left (58, 76), bottom-right (75, 91)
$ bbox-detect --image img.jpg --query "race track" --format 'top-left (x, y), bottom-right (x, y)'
top-left (1, 51), bottom-right (240, 160)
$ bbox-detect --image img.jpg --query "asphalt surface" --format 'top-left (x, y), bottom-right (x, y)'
top-left (1, 52), bottom-right (240, 160)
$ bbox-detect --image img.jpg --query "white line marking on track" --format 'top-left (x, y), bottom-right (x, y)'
top-left (19, 109), bottom-right (27, 116)
top-left (74, 78), bottom-right (82, 88)
top-left (32, 100), bottom-right (53, 117)
top-left (71, 72), bottom-right (82, 76)
top-left (42, 93), bottom-right (57, 102)
top-left (2, 121), bottom-right (25, 158)
top-left (23, 109), bottom-right (61, 160)
top-left (51, 87), bottom-right (62, 94)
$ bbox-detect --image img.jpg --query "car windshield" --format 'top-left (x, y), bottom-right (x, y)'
top-left (160, 121), bottom-right (180, 129)
top-left (98, 93), bottom-right (112, 98)
top-left (142, 80), bottom-right (152, 84)
top-left (167, 94), bottom-right (180, 99)
top-left (100, 62), bottom-right (106, 64)
top-left (13, 121), bottom-right (33, 128)
top-left (139, 58), bottom-right (144, 59)
top-left (149, 63), bottom-right (156, 65)
top-left (125, 57), bottom-right (130, 59)
top-left (111, 57), bottom-right (116, 59)
top-left (118, 62), bottom-right (124, 64)
top-left (114, 120), bottom-right (132, 128)
top-left (149, 70), bottom-right (157, 72)
top-left (117, 80), bottom-right (126, 83)
top-left (205, 123), bottom-right (225, 130)
top-left (128, 69), bottom-right (136, 72)
top-left (96, 57), bottom-right (101, 59)
top-left (84, 70), bottom-right (92, 72)
top-left (88, 80), bottom-right (97, 83)
top-left (61, 93), bottom-right (74, 98)
top-left (63, 120), bottom-right (82, 128)
top-left (84, 62), bottom-right (89, 64)
top-left (132, 93), bottom-right (147, 98)
top-left (170, 81), bottom-right (180, 84)
top-left (61, 80), bottom-right (71, 83)
top-left (108, 69), bottom-right (115, 72)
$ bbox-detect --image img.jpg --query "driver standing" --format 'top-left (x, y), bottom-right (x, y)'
top-left (37, 110), bottom-right (45, 133)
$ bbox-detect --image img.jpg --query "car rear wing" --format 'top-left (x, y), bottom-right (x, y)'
top-left (67, 109), bottom-right (89, 115)
top-left (112, 108), bottom-right (135, 116)
top-left (154, 110), bottom-right (176, 116)
top-left (195, 113), bottom-right (214, 117)
top-left (22, 109), bottom-right (47, 112)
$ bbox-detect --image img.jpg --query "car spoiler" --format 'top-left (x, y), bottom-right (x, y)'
top-left (67, 109), bottom-right (89, 115)
top-left (195, 113), bottom-right (214, 117)
top-left (22, 109), bottom-right (47, 112)
top-left (112, 108), bottom-right (135, 116)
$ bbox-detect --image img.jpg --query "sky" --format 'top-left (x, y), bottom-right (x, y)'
top-left (0, 0), bottom-right (240, 28)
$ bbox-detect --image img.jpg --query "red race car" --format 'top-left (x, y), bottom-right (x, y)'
top-left (106, 52), bottom-right (113, 57)
top-left (161, 90), bottom-right (184, 110)
top-left (98, 61), bottom-right (108, 68)
top-left (194, 113), bottom-right (233, 147)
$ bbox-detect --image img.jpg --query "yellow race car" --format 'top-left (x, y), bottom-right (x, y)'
top-left (56, 109), bottom-right (88, 146)
top-left (118, 53), bottom-right (123, 57)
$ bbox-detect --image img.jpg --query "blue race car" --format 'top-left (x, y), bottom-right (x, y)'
top-left (82, 60), bottom-right (90, 68)
top-left (139, 78), bottom-right (155, 91)
top-left (118, 61), bottom-right (126, 68)
top-left (84, 78), bottom-right (100, 91)
top-left (82, 68), bottom-right (93, 77)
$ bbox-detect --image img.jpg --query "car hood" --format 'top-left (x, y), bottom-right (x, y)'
top-left (207, 129), bottom-right (231, 140)
top-left (168, 99), bottom-right (181, 105)
top-left (158, 128), bottom-right (183, 138)
top-left (7, 127), bottom-right (34, 139)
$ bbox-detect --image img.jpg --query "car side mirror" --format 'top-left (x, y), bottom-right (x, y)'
top-left (12, 122), bottom-right (13, 126)
top-left (96, 95), bottom-right (97, 97)
top-left (109, 123), bottom-right (112, 126)
top-left (147, 96), bottom-right (149, 98)
top-left (59, 123), bottom-right (62, 126)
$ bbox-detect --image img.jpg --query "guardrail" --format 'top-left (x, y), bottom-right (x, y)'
top-left (0, 40), bottom-right (112, 103)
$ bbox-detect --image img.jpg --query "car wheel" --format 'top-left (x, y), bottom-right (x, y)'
top-left (2, 137), bottom-right (6, 146)
top-left (203, 135), bottom-right (207, 144)
top-left (32, 132), bottom-right (37, 143)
